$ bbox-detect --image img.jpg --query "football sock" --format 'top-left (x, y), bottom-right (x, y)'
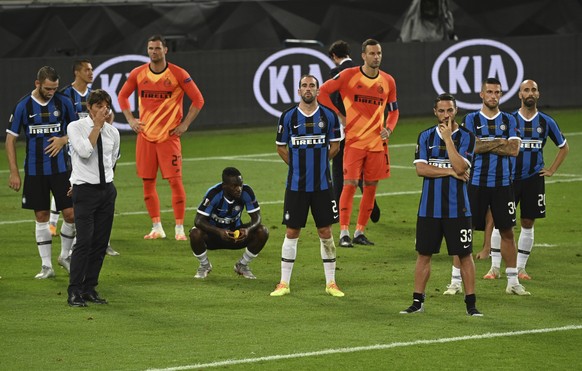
top-left (506, 267), bottom-right (519, 286)
top-left (451, 265), bottom-right (462, 285)
top-left (49, 196), bottom-right (59, 226)
top-left (281, 236), bottom-right (298, 284)
top-left (143, 178), bottom-right (161, 220)
top-left (60, 221), bottom-right (75, 258)
top-left (339, 184), bottom-right (357, 228)
top-left (491, 228), bottom-right (502, 269)
top-left (412, 292), bottom-right (425, 309)
top-left (194, 251), bottom-right (209, 266)
top-left (36, 221), bottom-right (52, 268)
top-left (354, 229), bottom-right (363, 238)
top-left (517, 227), bottom-right (534, 269)
top-left (239, 248), bottom-right (257, 265)
top-left (464, 293), bottom-right (477, 310)
top-left (320, 237), bottom-right (337, 284)
top-left (340, 229), bottom-right (350, 238)
top-left (168, 176), bottom-right (186, 223)
top-left (356, 184), bottom-right (377, 227)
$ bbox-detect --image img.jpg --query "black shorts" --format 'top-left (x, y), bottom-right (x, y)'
top-left (468, 184), bottom-right (516, 231)
top-left (514, 175), bottom-right (546, 219)
top-left (204, 232), bottom-right (248, 250)
top-left (22, 173), bottom-right (72, 211)
top-left (282, 189), bottom-right (339, 229)
top-left (416, 217), bottom-right (473, 256)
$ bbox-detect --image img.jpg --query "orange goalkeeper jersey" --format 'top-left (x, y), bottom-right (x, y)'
top-left (319, 66), bottom-right (398, 152)
top-left (118, 62), bottom-right (205, 143)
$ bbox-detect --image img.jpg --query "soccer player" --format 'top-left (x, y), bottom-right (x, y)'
top-left (447, 77), bottom-right (530, 296)
top-left (327, 40), bottom-right (381, 229)
top-left (48, 59), bottom-right (94, 237)
top-left (318, 39), bottom-right (399, 247)
top-left (400, 93), bottom-right (482, 316)
top-left (481, 80), bottom-right (569, 280)
top-left (6, 66), bottom-right (77, 279)
top-left (118, 34), bottom-right (205, 241)
top-left (270, 75), bottom-right (344, 297)
top-left (189, 167), bottom-right (269, 279)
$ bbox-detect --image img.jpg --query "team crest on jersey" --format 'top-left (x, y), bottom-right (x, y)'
top-left (53, 110), bottom-right (60, 118)
top-left (499, 124), bottom-right (506, 131)
top-left (164, 78), bottom-right (172, 87)
top-left (318, 121), bottom-right (325, 129)
top-left (377, 84), bottom-right (384, 94)
top-left (234, 205), bottom-right (241, 212)
top-left (536, 127), bottom-right (543, 134)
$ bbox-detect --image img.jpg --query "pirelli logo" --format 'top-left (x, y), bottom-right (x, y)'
top-left (354, 95), bottom-right (384, 106)
top-left (521, 140), bottom-right (542, 149)
top-left (291, 134), bottom-right (326, 146)
top-left (428, 158), bottom-right (452, 168)
top-left (141, 90), bottom-right (172, 99)
top-left (29, 123), bottom-right (61, 135)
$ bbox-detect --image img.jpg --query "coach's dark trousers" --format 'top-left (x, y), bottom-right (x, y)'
top-left (68, 183), bottom-right (117, 296)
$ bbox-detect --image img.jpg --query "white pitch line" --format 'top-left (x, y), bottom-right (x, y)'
top-left (145, 325), bottom-right (582, 371)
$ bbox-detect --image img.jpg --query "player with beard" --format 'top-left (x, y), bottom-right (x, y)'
top-left (476, 80), bottom-right (569, 280)
top-left (271, 75), bottom-right (344, 297)
top-left (446, 77), bottom-right (530, 296)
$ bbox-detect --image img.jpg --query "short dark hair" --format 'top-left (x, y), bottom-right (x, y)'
top-left (87, 89), bottom-right (112, 108)
top-left (434, 93), bottom-right (456, 108)
top-left (72, 59), bottom-right (91, 75)
top-left (222, 167), bottom-right (242, 183)
top-left (37, 66), bottom-right (59, 83)
top-left (361, 38), bottom-right (380, 53)
top-left (483, 77), bottom-right (502, 87)
top-left (298, 74), bottom-right (319, 89)
top-left (328, 40), bottom-right (350, 59)
top-left (148, 34), bottom-right (167, 47)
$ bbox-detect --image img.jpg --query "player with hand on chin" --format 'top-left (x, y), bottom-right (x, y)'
top-left (401, 93), bottom-right (481, 316)
top-left (189, 167), bottom-right (269, 279)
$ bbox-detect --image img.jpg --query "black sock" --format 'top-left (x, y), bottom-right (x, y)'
top-left (412, 292), bottom-right (425, 308)
top-left (464, 293), bottom-right (476, 309)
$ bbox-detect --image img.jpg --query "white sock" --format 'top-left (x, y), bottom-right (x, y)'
top-left (153, 222), bottom-right (163, 230)
top-left (281, 237), bottom-right (298, 284)
top-left (491, 228), bottom-right (502, 269)
top-left (60, 221), bottom-right (75, 258)
top-left (239, 248), bottom-right (257, 266)
top-left (506, 267), bottom-right (519, 286)
top-left (36, 221), bottom-right (52, 267)
top-left (194, 251), bottom-right (210, 266)
top-left (451, 266), bottom-right (462, 285)
top-left (320, 237), bottom-right (337, 284)
top-left (49, 197), bottom-right (59, 226)
top-left (354, 229), bottom-right (363, 238)
top-left (517, 227), bottom-right (534, 269)
top-left (340, 229), bottom-right (349, 238)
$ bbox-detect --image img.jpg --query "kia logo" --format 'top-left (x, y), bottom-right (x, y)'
top-left (92, 54), bottom-right (150, 130)
top-left (253, 48), bottom-right (335, 117)
top-left (431, 39), bottom-right (524, 110)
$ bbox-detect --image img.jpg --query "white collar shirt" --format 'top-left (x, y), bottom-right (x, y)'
top-left (68, 116), bottom-right (120, 185)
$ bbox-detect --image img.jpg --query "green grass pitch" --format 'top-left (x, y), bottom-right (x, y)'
top-left (1, 109), bottom-right (581, 370)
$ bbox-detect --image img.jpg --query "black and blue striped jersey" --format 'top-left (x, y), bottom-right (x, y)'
top-left (414, 125), bottom-right (475, 218)
top-left (276, 105), bottom-right (341, 192)
top-left (60, 84), bottom-right (89, 118)
top-left (462, 111), bottom-right (520, 187)
top-left (511, 110), bottom-right (567, 181)
top-left (7, 92), bottom-right (77, 176)
top-left (197, 183), bottom-right (260, 230)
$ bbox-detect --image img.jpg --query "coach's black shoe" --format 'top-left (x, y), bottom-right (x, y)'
top-left (370, 203), bottom-right (381, 223)
top-left (339, 236), bottom-right (353, 248)
top-left (82, 291), bottom-right (108, 304)
top-left (353, 234), bottom-right (375, 246)
top-left (68, 293), bottom-right (88, 307)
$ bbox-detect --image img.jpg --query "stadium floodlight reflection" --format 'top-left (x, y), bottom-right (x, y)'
top-left (283, 39), bottom-right (324, 48)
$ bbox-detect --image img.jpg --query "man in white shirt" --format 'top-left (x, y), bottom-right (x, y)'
top-left (67, 89), bottom-right (120, 307)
